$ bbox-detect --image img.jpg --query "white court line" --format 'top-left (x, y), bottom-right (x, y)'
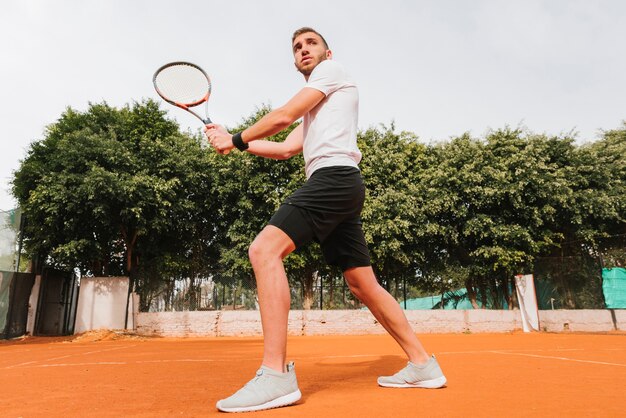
top-left (137, 359), bottom-right (223, 363)
top-left (9, 357), bottom-right (232, 369)
top-left (489, 351), bottom-right (626, 368)
top-left (293, 354), bottom-right (380, 360)
top-left (45, 345), bottom-right (137, 362)
top-left (36, 362), bottom-right (127, 367)
top-left (17, 359), bottom-right (222, 369)
top-left (439, 348), bottom-right (586, 355)
top-left (6, 347), bottom-right (626, 370)
top-left (0, 348), bottom-right (34, 354)
top-left (15, 356), bottom-right (362, 369)
top-left (4, 345), bottom-right (137, 369)
top-left (296, 348), bottom-right (590, 361)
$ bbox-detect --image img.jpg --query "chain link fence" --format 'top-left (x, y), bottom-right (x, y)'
top-left (533, 234), bottom-right (626, 309)
top-left (137, 234), bottom-right (625, 312)
top-left (139, 275), bottom-right (366, 312)
top-left (0, 209), bottom-right (22, 272)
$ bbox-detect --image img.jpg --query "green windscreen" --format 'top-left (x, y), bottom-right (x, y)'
top-left (602, 267), bottom-right (626, 309)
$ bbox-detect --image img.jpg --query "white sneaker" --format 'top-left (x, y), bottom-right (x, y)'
top-left (216, 361), bottom-right (301, 413)
top-left (378, 355), bottom-right (447, 388)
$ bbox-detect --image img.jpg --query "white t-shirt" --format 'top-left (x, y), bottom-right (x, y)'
top-left (302, 60), bottom-right (361, 179)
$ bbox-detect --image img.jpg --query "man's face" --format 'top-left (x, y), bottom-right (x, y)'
top-left (292, 32), bottom-right (332, 77)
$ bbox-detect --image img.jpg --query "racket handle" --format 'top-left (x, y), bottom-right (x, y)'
top-left (203, 117), bottom-right (212, 124)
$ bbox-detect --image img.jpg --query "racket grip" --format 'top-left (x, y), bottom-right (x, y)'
top-left (203, 117), bottom-right (212, 124)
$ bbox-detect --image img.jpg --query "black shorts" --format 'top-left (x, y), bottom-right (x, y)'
top-left (268, 166), bottom-right (371, 271)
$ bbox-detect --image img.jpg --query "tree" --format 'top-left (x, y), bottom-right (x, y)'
top-left (12, 100), bottom-right (218, 285)
top-left (358, 125), bottom-right (430, 295)
top-left (592, 123), bottom-right (626, 268)
top-left (420, 129), bottom-right (580, 308)
top-left (13, 97), bottom-right (626, 312)
top-left (536, 123), bottom-right (626, 308)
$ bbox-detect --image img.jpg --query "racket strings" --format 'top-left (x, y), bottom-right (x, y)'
top-left (154, 64), bottom-right (211, 106)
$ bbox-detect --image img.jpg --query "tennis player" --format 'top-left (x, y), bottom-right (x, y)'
top-left (205, 27), bottom-right (446, 413)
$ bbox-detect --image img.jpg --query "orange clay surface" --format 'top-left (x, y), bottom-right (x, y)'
top-left (1, 331), bottom-right (625, 417)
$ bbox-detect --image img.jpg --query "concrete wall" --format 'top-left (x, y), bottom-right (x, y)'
top-left (25, 275), bottom-right (41, 335)
top-left (74, 277), bottom-right (132, 333)
top-left (538, 309), bottom-right (626, 332)
top-left (134, 308), bottom-right (625, 337)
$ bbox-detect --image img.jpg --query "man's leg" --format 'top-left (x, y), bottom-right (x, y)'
top-left (215, 225), bottom-right (301, 412)
top-left (343, 266), bottom-right (430, 364)
top-left (248, 225), bottom-right (296, 372)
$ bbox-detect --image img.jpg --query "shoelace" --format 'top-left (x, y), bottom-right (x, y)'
top-left (244, 369), bottom-right (265, 387)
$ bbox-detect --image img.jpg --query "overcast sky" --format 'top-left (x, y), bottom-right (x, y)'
top-left (1, 0), bottom-right (625, 211)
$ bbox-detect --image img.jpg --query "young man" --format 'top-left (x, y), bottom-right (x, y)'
top-left (205, 27), bottom-right (446, 413)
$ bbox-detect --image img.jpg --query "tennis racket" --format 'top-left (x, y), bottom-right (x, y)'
top-left (153, 61), bottom-right (213, 125)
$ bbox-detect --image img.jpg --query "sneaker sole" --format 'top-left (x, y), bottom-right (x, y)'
top-left (378, 376), bottom-right (447, 389)
top-left (216, 389), bottom-right (302, 413)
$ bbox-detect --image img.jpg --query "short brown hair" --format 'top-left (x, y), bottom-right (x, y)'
top-left (292, 27), bottom-right (329, 49)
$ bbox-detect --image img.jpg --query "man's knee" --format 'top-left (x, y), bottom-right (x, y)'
top-left (344, 267), bottom-right (381, 301)
top-left (248, 234), bottom-right (274, 266)
top-left (346, 281), bottom-right (364, 301)
top-left (248, 226), bottom-right (295, 265)
top-left (248, 236), bottom-right (264, 265)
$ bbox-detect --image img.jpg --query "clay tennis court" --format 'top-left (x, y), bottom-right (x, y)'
top-left (2, 332), bottom-right (625, 417)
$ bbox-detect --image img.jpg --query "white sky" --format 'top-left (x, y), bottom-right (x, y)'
top-left (1, 0), bottom-right (626, 211)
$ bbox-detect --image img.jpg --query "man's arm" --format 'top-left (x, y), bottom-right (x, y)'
top-left (205, 87), bottom-right (324, 154)
top-left (245, 124), bottom-right (303, 160)
top-left (239, 88), bottom-right (323, 142)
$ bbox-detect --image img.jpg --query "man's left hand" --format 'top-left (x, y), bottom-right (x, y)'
top-left (204, 124), bottom-right (235, 155)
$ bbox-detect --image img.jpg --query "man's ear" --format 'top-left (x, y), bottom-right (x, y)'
top-left (326, 49), bottom-right (333, 59)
